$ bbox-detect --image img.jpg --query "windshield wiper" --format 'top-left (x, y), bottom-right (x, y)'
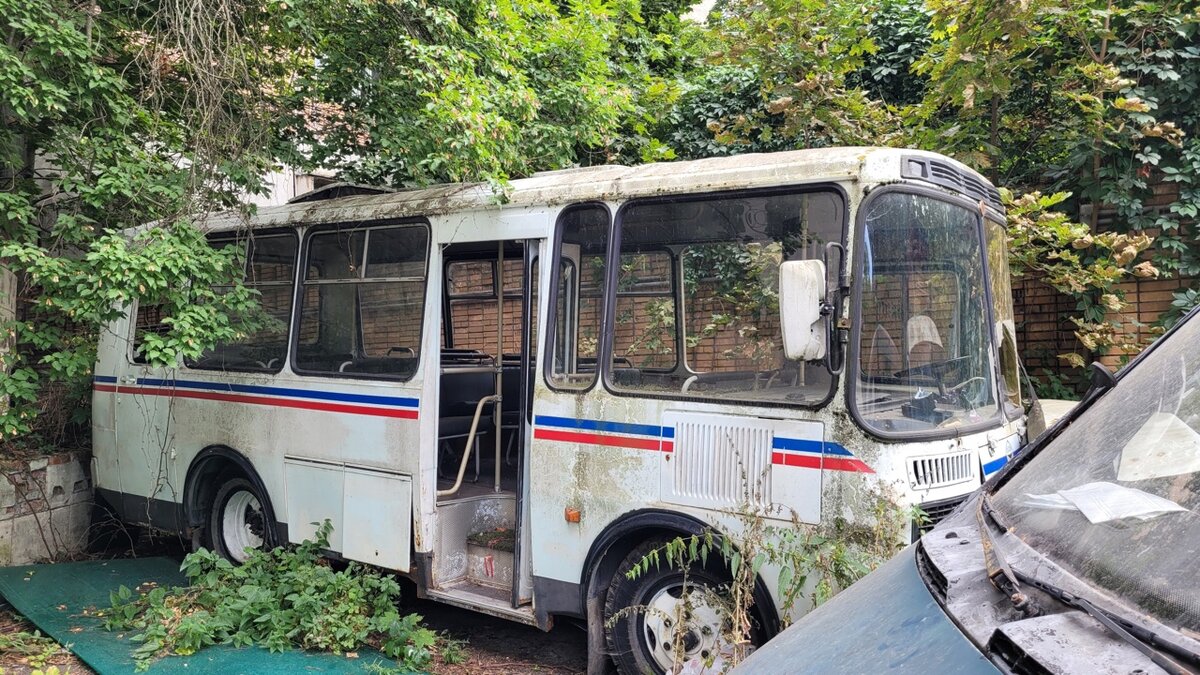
top-left (976, 495), bottom-right (1200, 674)
top-left (975, 494), bottom-right (1043, 618)
top-left (1011, 567), bottom-right (1200, 675)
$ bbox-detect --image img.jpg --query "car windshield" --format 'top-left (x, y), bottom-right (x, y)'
top-left (994, 313), bottom-right (1200, 634)
top-left (854, 192), bottom-right (1002, 436)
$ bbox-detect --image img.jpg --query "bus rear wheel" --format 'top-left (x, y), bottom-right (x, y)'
top-left (604, 539), bottom-right (745, 675)
top-left (209, 476), bottom-right (273, 563)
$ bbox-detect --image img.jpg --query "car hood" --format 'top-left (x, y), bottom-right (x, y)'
top-left (734, 545), bottom-right (996, 674)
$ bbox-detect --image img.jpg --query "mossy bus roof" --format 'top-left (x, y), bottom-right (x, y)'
top-left (192, 147), bottom-right (986, 234)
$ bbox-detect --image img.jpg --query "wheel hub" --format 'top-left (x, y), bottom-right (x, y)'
top-left (642, 582), bottom-right (728, 672)
top-left (221, 490), bottom-right (265, 562)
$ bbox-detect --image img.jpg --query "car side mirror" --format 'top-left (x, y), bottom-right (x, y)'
top-left (780, 260), bottom-right (827, 361)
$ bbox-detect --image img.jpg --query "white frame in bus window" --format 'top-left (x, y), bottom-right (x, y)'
top-left (185, 230), bottom-right (300, 375)
top-left (544, 202), bottom-right (612, 394)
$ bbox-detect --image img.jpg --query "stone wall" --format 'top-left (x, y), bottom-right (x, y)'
top-left (0, 451), bottom-right (92, 565)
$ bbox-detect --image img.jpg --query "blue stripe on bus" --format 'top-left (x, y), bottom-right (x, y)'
top-left (534, 415), bottom-right (673, 439)
top-left (133, 378), bottom-right (419, 409)
top-left (93, 375), bottom-right (118, 384)
top-left (772, 437), bottom-right (853, 457)
top-left (983, 454), bottom-right (1008, 476)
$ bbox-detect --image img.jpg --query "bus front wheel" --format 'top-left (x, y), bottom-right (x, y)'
top-left (603, 539), bottom-right (741, 675)
top-left (209, 476), bottom-right (273, 563)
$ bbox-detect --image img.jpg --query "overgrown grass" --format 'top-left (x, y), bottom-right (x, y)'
top-left (103, 521), bottom-right (436, 672)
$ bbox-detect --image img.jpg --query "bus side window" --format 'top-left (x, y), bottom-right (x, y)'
top-left (611, 190), bottom-right (844, 405)
top-left (130, 301), bottom-right (169, 364)
top-left (547, 205), bottom-right (609, 390)
top-left (187, 234), bottom-right (298, 373)
top-left (295, 223), bottom-right (428, 380)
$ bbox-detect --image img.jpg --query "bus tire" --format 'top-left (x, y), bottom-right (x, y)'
top-left (603, 539), bottom-right (743, 675)
top-left (209, 476), bottom-right (274, 563)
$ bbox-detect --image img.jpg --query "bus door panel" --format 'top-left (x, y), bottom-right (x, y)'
top-left (284, 447), bottom-right (416, 572)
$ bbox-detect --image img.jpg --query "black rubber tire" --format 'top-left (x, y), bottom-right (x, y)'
top-left (604, 539), bottom-right (752, 675)
top-left (208, 476), bottom-right (274, 563)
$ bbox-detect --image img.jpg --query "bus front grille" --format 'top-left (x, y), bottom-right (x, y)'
top-left (908, 450), bottom-right (975, 490)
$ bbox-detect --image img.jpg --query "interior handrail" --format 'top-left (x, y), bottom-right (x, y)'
top-left (436, 394), bottom-right (499, 498)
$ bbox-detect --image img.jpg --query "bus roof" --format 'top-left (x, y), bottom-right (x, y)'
top-left (195, 147), bottom-right (980, 233)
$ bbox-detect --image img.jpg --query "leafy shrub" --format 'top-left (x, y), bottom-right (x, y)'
top-left (104, 522), bottom-right (435, 672)
top-left (615, 485), bottom-right (911, 670)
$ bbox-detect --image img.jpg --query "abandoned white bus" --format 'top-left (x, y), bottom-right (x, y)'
top-left (92, 147), bottom-right (1025, 673)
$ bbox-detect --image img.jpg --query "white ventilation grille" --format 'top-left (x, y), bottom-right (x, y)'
top-left (668, 418), bottom-right (773, 509)
top-left (909, 451), bottom-right (975, 490)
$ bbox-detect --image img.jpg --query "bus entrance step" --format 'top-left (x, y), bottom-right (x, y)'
top-left (466, 542), bottom-right (513, 589)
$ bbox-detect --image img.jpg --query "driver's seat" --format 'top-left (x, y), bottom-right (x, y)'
top-left (907, 316), bottom-right (945, 368)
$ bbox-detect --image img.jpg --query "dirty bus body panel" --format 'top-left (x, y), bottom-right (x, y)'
top-left (90, 147), bottom-right (1025, 672)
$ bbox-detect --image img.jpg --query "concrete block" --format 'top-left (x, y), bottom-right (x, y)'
top-left (0, 477), bottom-right (15, 513)
top-left (0, 519), bottom-right (11, 566)
top-left (1, 497), bottom-right (92, 565)
top-left (0, 452), bottom-right (93, 565)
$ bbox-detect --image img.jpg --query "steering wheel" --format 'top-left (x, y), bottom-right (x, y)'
top-left (947, 376), bottom-right (988, 409)
top-left (387, 346), bottom-right (416, 357)
top-left (893, 355), bottom-right (973, 387)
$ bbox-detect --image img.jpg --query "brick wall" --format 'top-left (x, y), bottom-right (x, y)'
top-left (1013, 176), bottom-right (1197, 380)
top-left (446, 259), bottom-right (537, 357)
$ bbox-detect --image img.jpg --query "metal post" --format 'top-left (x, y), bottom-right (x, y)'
top-left (495, 241), bottom-right (504, 493)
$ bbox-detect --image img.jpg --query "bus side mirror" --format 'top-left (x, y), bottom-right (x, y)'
top-left (780, 260), bottom-right (827, 361)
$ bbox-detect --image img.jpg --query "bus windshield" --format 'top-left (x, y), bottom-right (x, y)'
top-left (854, 191), bottom-right (1001, 436)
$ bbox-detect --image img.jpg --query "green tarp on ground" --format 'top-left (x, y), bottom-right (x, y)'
top-left (0, 557), bottom-right (400, 674)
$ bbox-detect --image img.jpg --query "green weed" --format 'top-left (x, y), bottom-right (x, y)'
top-left (103, 521), bottom-right (435, 672)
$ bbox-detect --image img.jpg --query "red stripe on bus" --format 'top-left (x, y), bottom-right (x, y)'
top-left (771, 452), bottom-right (874, 473)
top-left (771, 452), bottom-right (822, 469)
top-left (821, 457), bottom-right (875, 473)
top-left (98, 384), bottom-right (419, 420)
top-left (534, 428), bottom-right (665, 452)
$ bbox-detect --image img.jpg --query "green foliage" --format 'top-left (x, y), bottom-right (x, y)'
top-left (1163, 287), bottom-right (1200, 328)
top-left (0, 624), bottom-right (70, 669)
top-left (1, 0), bottom-right (690, 449)
top-left (852, 0), bottom-right (931, 105)
top-left (620, 486), bottom-right (909, 669)
top-left (438, 634), bottom-right (469, 665)
top-left (103, 522), bottom-right (436, 672)
top-left (669, 0), bottom-right (899, 155)
top-left (1003, 188), bottom-right (1160, 368)
top-left (0, 0), bottom-right (269, 444)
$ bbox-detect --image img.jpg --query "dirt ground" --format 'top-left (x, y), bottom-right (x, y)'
top-left (408, 600), bottom-right (586, 674)
top-left (0, 606), bottom-right (91, 675)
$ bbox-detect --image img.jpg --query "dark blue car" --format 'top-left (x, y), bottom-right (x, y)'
top-left (738, 308), bottom-right (1200, 674)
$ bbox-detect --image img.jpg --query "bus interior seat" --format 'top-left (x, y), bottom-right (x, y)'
top-left (865, 324), bottom-right (900, 377)
top-left (438, 351), bottom-right (496, 480)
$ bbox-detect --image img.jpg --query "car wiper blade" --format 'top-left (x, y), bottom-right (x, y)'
top-left (975, 494), bottom-right (1043, 618)
top-left (1011, 567), bottom-right (1200, 674)
top-left (977, 495), bottom-right (1200, 674)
